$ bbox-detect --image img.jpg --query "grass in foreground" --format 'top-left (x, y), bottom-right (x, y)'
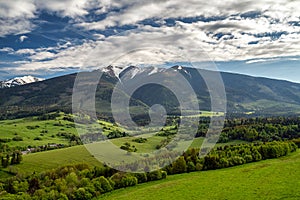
top-left (99, 150), bottom-right (300, 200)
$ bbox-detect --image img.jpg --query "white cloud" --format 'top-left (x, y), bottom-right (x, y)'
top-left (29, 51), bottom-right (56, 61)
top-left (0, 17), bottom-right (35, 37)
top-left (0, 47), bottom-right (14, 53)
top-left (19, 35), bottom-right (28, 42)
top-left (0, 0), bottom-right (91, 37)
top-left (0, 0), bottom-right (36, 19)
top-left (78, 0), bottom-right (300, 30)
top-left (15, 49), bottom-right (36, 55)
top-left (11, 17), bottom-right (300, 73)
top-left (35, 0), bottom-right (89, 18)
top-left (1, 0), bottom-right (299, 75)
top-left (246, 58), bottom-right (281, 64)
top-left (0, 0), bottom-right (36, 37)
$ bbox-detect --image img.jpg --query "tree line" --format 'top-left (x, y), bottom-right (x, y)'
top-left (193, 116), bottom-right (300, 143)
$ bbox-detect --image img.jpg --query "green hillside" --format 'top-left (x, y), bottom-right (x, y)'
top-left (2, 145), bottom-right (102, 176)
top-left (99, 150), bottom-right (300, 200)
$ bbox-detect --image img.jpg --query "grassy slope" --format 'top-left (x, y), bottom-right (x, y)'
top-left (99, 150), bottom-right (300, 200)
top-left (3, 145), bottom-right (102, 175)
top-left (0, 116), bottom-right (76, 147)
top-left (2, 137), bottom-right (248, 176)
top-left (0, 114), bottom-right (124, 148)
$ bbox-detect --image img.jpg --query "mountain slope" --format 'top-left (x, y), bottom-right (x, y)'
top-left (1, 66), bottom-right (300, 119)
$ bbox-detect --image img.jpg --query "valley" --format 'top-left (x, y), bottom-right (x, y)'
top-left (1, 2), bottom-right (299, 199)
top-left (1, 67), bottom-right (300, 199)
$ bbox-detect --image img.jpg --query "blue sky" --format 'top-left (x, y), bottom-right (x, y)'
top-left (0, 0), bottom-right (299, 82)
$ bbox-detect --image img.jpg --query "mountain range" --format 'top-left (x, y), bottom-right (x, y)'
top-left (1, 66), bottom-right (300, 120)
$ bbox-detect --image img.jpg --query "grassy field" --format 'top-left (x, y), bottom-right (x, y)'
top-left (0, 113), bottom-right (125, 148)
top-left (1, 137), bottom-right (248, 177)
top-left (2, 145), bottom-right (102, 176)
top-left (0, 116), bottom-right (75, 147)
top-left (99, 150), bottom-right (300, 200)
top-left (0, 110), bottom-right (224, 149)
top-left (0, 112), bottom-right (243, 178)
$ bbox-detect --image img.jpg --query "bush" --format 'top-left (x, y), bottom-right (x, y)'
top-left (172, 156), bottom-right (187, 174)
top-left (244, 154), bottom-right (253, 163)
top-left (147, 170), bottom-right (162, 181)
top-left (195, 163), bottom-right (203, 171)
top-left (95, 176), bottom-right (113, 193)
top-left (110, 173), bottom-right (137, 189)
top-left (12, 136), bottom-right (23, 141)
top-left (132, 138), bottom-right (148, 143)
top-left (74, 187), bottom-right (93, 200)
top-left (187, 161), bottom-right (196, 172)
top-left (161, 171), bottom-right (167, 179)
top-left (132, 173), bottom-right (147, 183)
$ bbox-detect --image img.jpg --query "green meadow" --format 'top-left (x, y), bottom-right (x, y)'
top-left (99, 150), bottom-right (300, 200)
top-left (0, 114), bottom-right (76, 147)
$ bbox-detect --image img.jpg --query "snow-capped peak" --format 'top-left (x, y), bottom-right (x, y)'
top-left (101, 65), bottom-right (166, 81)
top-left (0, 75), bottom-right (45, 88)
top-left (100, 65), bottom-right (124, 78)
top-left (100, 65), bottom-right (191, 81)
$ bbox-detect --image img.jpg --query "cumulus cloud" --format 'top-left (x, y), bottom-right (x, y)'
top-left (0, 0), bottom-right (299, 75)
top-left (15, 49), bottom-right (36, 55)
top-left (0, 0), bottom-right (36, 36)
top-left (0, 0), bottom-right (91, 37)
top-left (35, 0), bottom-right (89, 18)
top-left (0, 0), bottom-right (36, 19)
top-left (78, 0), bottom-right (300, 30)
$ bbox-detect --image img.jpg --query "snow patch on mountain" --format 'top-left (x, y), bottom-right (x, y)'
top-left (0, 75), bottom-right (45, 88)
top-left (100, 65), bottom-right (191, 81)
top-left (101, 65), bottom-right (124, 78)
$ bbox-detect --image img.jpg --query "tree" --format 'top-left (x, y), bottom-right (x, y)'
top-left (1, 155), bottom-right (9, 168)
top-left (10, 153), bottom-right (16, 165)
top-left (74, 187), bottom-right (93, 200)
top-left (147, 170), bottom-right (162, 181)
top-left (187, 161), bottom-right (196, 172)
top-left (92, 176), bottom-right (113, 193)
top-left (16, 151), bottom-right (22, 164)
top-left (110, 173), bottom-right (138, 189)
top-left (172, 156), bottom-right (187, 174)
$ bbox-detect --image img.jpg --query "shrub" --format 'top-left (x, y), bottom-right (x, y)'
top-left (34, 137), bottom-right (42, 141)
top-left (172, 156), bottom-right (187, 174)
top-left (132, 138), bottom-right (148, 143)
top-left (161, 171), bottom-right (167, 179)
top-left (147, 170), bottom-right (162, 181)
top-left (244, 154), bottom-right (253, 163)
top-left (12, 136), bottom-right (23, 141)
top-left (74, 187), bottom-right (93, 200)
top-left (110, 173), bottom-right (137, 189)
top-left (195, 163), bottom-right (203, 171)
top-left (187, 161), bottom-right (196, 172)
top-left (93, 176), bottom-right (113, 193)
top-left (132, 173), bottom-right (147, 183)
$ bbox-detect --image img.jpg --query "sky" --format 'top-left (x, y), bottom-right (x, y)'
top-left (0, 0), bottom-right (299, 82)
